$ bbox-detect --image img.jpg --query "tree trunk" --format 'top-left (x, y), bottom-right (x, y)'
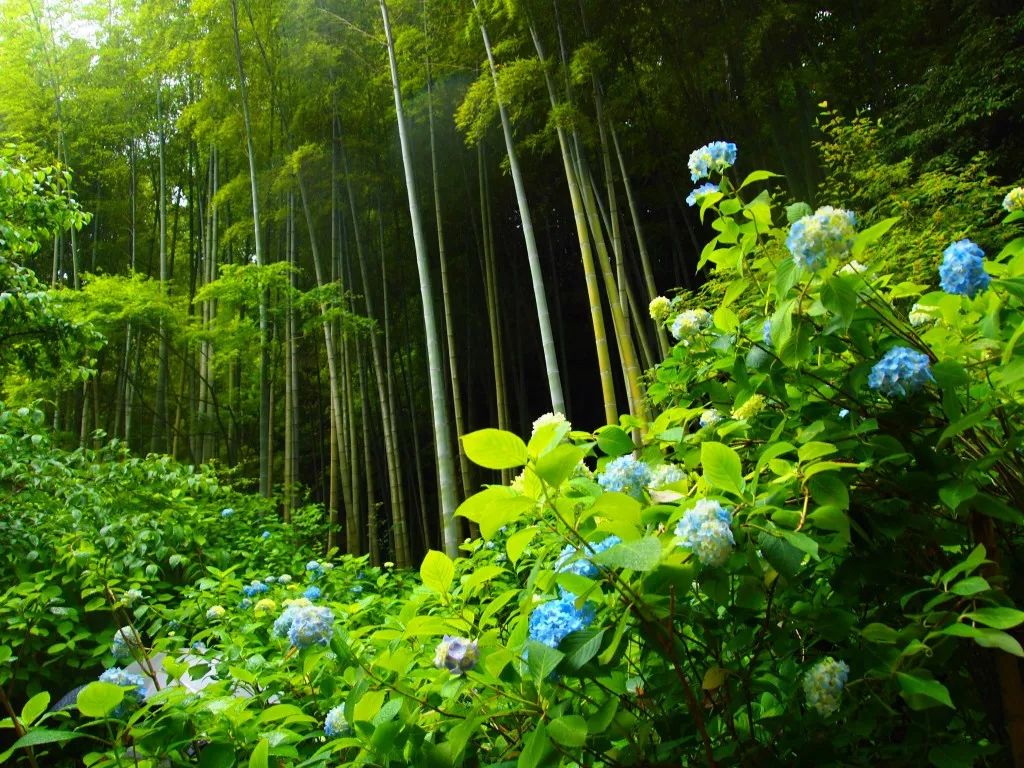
top-left (475, 5), bottom-right (565, 416)
top-left (229, 0), bottom-right (270, 497)
top-left (381, 0), bottom-right (460, 559)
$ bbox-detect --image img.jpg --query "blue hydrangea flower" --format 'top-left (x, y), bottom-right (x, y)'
top-left (649, 464), bottom-right (684, 491)
top-left (350, 585), bottom-right (363, 594)
top-left (99, 667), bottom-right (148, 712)
top-left (261, 530), bottom-right (270, 539)
top-left (287, 605), bottom-right (334, 649)
top-left (220, 507), bottom-right (234, 517)
top-left (939, 239), bottom-right (990, 297)
top-left (671, 309), bottom-right (712, 340)
top-left (265, 576), bottom-right (277, 584)
top-left (598, 456), bottom-right (653, 500)
top-left (434, 635), bottom-right (479, 675)
top-left (868, 347), bottom-right (934, 397)
top-left (688, 141), bottom-right (737, 181)
top-left (304, 586), bottom-right (322, 601)
top-left (699, 409), bottom-right (722, 429)
top-left (239, 598), bottom-right (252, 609)
top-left (324, 704), bottom-right (349, 737)
top-left (762, 319), bottom-right (772, 347)
top-left (205, 605), bottom-right (225, 620)
top-left (306, 561), bottom-right (324, 582)
top-left (272, 603), bottom-right (304, 638)
top-left (279, 574), bottom-right (292, 584)
top-left (242, 580), bottom-right (269, 597)
top-left (555, 536), bottom-right (622, 578)
top-left (674, 499), bottom-right (735, 566)
top-left (528, 597), bottom-right (595, 649)
top-left (786, 206), bottom-right (857, 271)
top-left (803, 657), bottom-right (850, 716)
top-left (838, 408), bottom-right (850, 419)
top-left (111, 626), bottom-right (142, 659)
top-left (686, 182), bottom-right (719, 206)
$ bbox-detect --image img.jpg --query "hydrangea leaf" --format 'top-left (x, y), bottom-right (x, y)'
top-left (420, 550), bottom-right (455, 594)
top-left (461, 429), bottom-right (527, 470)
top-left (593, 537), bottom-right (662, 572)
top-left (595, 425), bottom-right (634, 457)
top-left (700, 442), bottom-right (744, 496)
top-left (962, 607), bottom-right (1024, 630)
top-left (852, 216), bottom-right (899, 259)
top-left (896, 671), bottom-right (955, 709)
top-left (248, 738), bottom-right (269, 768)
top-left (76, 681), bottom-right (125, 718)
top-left (548, 715), bottom-right (588, 747)
top-left (533, 444), bottom-right (585, 487)
top-left (524, 641), bottom-right (563, 680)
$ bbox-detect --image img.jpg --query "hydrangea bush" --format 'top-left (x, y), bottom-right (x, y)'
top-left (7, 147), bottom-right (1024, 767)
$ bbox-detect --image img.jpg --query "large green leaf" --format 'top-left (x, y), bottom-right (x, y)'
top-left (76, 681), bottom-right (125, 718)
top-left (420, 550), bottom-right (455, 594)
top-left (548, 715), bottom-right (588, 747)
top-left (461, 429), bottom-right (527, 470)
top-left (593, 537), bottom-right (662, 572)
top-left (896, 672), bottom-right (954, 709)
top-left (963, 607), bottom-right (1024, 630)
top-left (701, 442), bottom-right (744, 495)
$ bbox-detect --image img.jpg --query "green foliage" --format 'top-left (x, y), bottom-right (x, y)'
top-left (0, 145), bottom-right (101, 385)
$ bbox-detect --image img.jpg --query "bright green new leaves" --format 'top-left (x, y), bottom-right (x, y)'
top-left (76, 681), bottom-right (125, 718)
top-left (420, 550), bottom-right (455, 594)
top-left (700, 442), bottom-right (744, 496)
top-left (461, 429), bottom-right (528, 469)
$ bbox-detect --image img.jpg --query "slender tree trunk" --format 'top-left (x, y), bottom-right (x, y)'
top-left (576, 149), bottom-right (648, 422)
top-left (474, 6), bottom-right (565, 415)
top-left (426, 46), bottom-right (472, 502)
top-left (612, 128), bottom-right (669, 357)
top-left (381, 0), bottom-right (459, 558)
top-left (152, 85), bottom-right (169, 454)
top-left (530, 26), bottom-right (617, 424)
top-left (479, 145), bottom-right (511, 484)
top-left (230, 0), bottom-right (270, 496)
top-left (338, 125), bottom-right (406, 567)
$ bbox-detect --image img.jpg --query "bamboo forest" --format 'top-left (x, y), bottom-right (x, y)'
top-left (3, 0), bottom-right (1024, 765)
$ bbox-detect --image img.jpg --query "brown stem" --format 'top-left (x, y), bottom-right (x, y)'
top-left (0, 683), bottom-right (40, 768)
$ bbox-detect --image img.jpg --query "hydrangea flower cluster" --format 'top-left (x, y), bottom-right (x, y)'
top-left (687, 141), bottom-right (737, 181)
top-left (528, 596), bottom-right (595, 649)
top-left (287, 605), bottom-right (335, 649)
top-left (324, 704), bottom-right (349, 737)
top-left (254, 598), bottom-right (277, 615)
top-left (265, 576), bottom-right (277, 584)
top-left (555, 535), bottom-right (622, 579)
top-left (731, 394), bottom-right (766, 421)
top-left (271, 598), bottom-right (313, 638)
top-left (868, 347), bottom-right (934, 397)
top-left (686, 182), bottom-right (719, 207)
top-left (220, 507), bottom-right (234, 517)
top-left (279, 574), bottom-right (292, 584)
top-left (306, 561), bottom-right (325, 581)
top-left (786, 206), bottom-right (857, 271)
top-left (648, 296), bottom-right (671, 322)
top-left (99, 667), bottom-right (147, 709)
top-left (242, 580), bottom-right (269, 597)
top-left (304, 586), bottom-right (322, 601)
top-left (598, 455), bottom-right (653, 499)
top-left (803, 657), bottom-right (850, 716)
top-left (531, 411), bottom-right (568, 436)
top-left (699, 409), bottom-right (722, 429)
top-left (205, 605), bottom-right (225, 620)
top-left (122, 588), bottom-right (143, 606)
top-left (671, 308), bottom-right (712, 340)
top-left (1004, 187), bottom-right (1024, 213)
top-left (761, 319), bottom-right (772, 347)
top-left (434, 635), bottom-right (479, 675)
top-left (648, 464), bottom-right (684, 491)
top-left (111, 626), bottom-right (142, 659)
top-left (939, 239), bottom-right (990, 297)
top-left (261, 530), bottom-right (270, 539)
top-left (674, 499), bottom-right (735, 566)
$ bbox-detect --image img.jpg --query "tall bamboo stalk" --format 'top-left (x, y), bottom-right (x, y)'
top-left (474, 2), bottom-right (565, 416)
top-left (381, 0), bottom-right (460, 558)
